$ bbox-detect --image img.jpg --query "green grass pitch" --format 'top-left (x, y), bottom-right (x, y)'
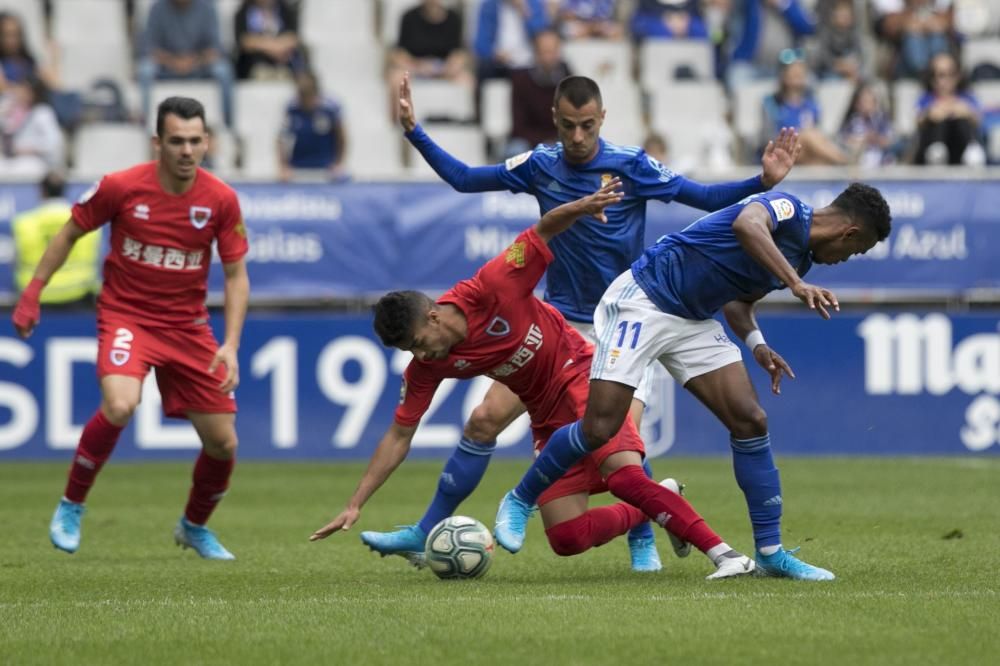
top-left (1, 458), bottom-right (998, 666)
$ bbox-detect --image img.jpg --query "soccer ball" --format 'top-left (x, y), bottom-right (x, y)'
top-left (424, 516), bottom-right (495, 580)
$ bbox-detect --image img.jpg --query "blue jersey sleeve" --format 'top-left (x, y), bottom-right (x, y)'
top-left (405, 124), bottom-right (509, 192)
top-left (494, 148), bottom-right (540, 194)
top-left (752, 192), bottom-right (805, 232)
top-left (627, 152), bottom-right (683, 201)
top-left (673, 175), bottom-right (768, 212)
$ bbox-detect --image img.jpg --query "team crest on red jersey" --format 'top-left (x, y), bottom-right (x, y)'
top-left (110, 349), bottom-right (130, 366)
top-left (485, 317), bottom-right (510, 336)
top-left (189, 206), bottom-right (212, 229)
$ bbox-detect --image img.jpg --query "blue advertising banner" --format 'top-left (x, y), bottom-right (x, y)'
top-left (2, 310), bottom-right (998, 460)
top-left (0, 180), bottom-right (997, 301)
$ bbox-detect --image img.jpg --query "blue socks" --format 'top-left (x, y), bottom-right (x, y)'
top-left (627, 457), bottom-right (656, 541)
top-left (418, 437), bottom-right (496, 535)
top-left (730, 433), bottom-right (782, 550)
top-left (513, 421), bottom-right (589, 506)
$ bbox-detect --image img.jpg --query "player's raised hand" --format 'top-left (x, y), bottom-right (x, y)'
top-left (399, 72), bottom-right (417, 133)
top-left (209, 343), bottom-right (240, 393)
top-left (579, 177), bottom-right (624, 223)
top-left (309, 507), bottom-right (361, 541)
top-left (791, 281), bottom-right (839, 320)
top-left (752, 344), bottom-right (796, 395)
top-left (760, 127), bottom-right (801, 188)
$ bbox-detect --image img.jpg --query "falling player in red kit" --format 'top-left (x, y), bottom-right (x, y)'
top-left (11, 97), bottom-right (250, 560)
top-left (310, 181), bottom-right (754, 580)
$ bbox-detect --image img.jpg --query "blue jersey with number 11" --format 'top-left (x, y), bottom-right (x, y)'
top-left (496, 139), bottom-right (682, 323)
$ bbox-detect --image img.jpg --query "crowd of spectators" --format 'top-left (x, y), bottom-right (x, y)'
top-left (0, 0), bottom-right (999, 180)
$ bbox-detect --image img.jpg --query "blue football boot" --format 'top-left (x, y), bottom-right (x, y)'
top-left (360, 525), bottom-right (428, 569)
top-left (628, 535), bottom-right (662, 572)
top-left (173, 517), bottom-right (236, 560)
top-left (494, 491), bottom-right (537, 554)
top-left (755, 547), bottom-right (835, 581)
top-left (50, 498), bottom-right (85, 554)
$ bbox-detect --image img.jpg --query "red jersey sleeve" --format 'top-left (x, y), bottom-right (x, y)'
top-left (474, 227), bottom-right (553, 298)
top-left (71, 174), bottom-right (124, 232)
top-left (215, 189), bottom-right (249, 263)
top-left (393, 361), bottom-right (444, 427)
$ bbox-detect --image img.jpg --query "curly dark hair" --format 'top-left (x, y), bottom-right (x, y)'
top-left (372, 291), bottom-right (433, 347)
top-left (830, 182), bottom-right (892, 242)
top-left (554, 76), bottom-right (602, 110)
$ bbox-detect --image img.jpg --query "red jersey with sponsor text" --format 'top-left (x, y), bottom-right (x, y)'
top-left (72, 162), bottom-right (247, 327)
top-left (395, 228), bottom-right (593, 432)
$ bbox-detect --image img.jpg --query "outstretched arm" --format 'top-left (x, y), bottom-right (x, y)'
top-left (399, 72), bottom-right (507, 192)
top-left (534, 178), bottom-right (623, 243)
top-left (672, 128), bottom-right (800, 211)
top-left (310, 422), bottom-right (418, 540)
top-left (732, 202), bottom-right (838, 319)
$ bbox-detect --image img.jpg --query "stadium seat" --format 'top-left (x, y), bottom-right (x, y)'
top-left (235, 80), bottom-right (295, 138)
top-left (594, 82), bottom-right (644, 148)
top-left (310, 42), bottom-right (384, 96)
top-left (300, 0), bottom-right (376, 48)
top-left (963, 38), bottom-right (1000, 75)
top-left (639, 39), bottom-right (714, 91)
top-left (892, 79), bottom-right (923, 137)
top-left (649, 81), bottom-right (728, 169)
top-left (0, 0), bottom-right (46, 62)
top-left (563, 39), bottom-right (634, 88)
top-left (58, 42), bottom-right (132, 93)
top-left (816, 78), bottom-right (855, 136)
top-left (207, 127), bottom-right (238, 178)
top-left (52, 0), bottom-right (128, 47)
top-left (72, 124), bottom-right (150, 179)
top-left (148, 81), bottom-right (224, 132)
top-left (733, 79), bottom-right (777, 149)
top-left (234, 80), bottom-right (295, 179)
top-left (481, 78), bottom-right (512, 144)
top-left (409, 79), bottom-right (475, 123)
top-left (215, 0), bottom-right (242, 55)
top-left (347, 125), bottom-right (405, 179)
top-left (407, 124), bottom-right (486, 178)
top-left (973, 81), bottom-right (1000, 108)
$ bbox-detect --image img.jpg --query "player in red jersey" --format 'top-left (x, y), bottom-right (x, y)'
top-left (11, 97), bottom-right (250, 560)
top-left (310, 181), bottom-right (755, 579)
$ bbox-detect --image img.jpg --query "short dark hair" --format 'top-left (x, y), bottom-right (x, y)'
top-left (373, 291), bottom-right (434, 347)
top-left (831, 182), bottom-right (892, 242)
top-left (40, 172), bottom-right (65, 198)
top-left (553, 76), bottom-right (602, 109)
top-left (156, 96), bottom-right (206, 137)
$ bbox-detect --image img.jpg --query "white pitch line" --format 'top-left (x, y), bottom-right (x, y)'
top-left (0, 588), bottom-right (996, 610)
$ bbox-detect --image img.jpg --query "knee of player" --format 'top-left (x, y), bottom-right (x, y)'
top-left (464, 406), bottom-right (506, 442)
top-left (103, 398), bottom-right (138, 424)
top-left (204, 432), bottom-right (239, 458)
top-left (733, 405), bottom-right (769, 439)
top-left (581, 417), bottom-right (618, 450)
top-left (545, 518), bottom-right (591, 557)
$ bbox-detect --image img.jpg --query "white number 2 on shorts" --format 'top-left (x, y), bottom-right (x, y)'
top-left (113, 328), bottom-right (134, 351)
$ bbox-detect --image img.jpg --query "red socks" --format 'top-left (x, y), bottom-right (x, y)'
top-left (184, 451), bottom-right (235, 525)
top-left (545, 503), bottom-right (645, 556)
top-left (64, 410), bottom-right (124, 503)
top-left (606, 464), bottom-right (723, 554)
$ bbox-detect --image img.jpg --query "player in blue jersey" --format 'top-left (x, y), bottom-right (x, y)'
top-left (495, 183), bottom-right (892, 580)
top-left (360, 73), bottom-right (800, 572)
